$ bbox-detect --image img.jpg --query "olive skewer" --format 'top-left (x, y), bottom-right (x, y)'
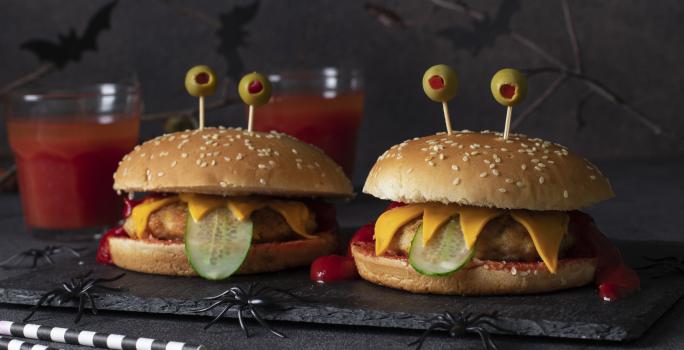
top-left (184, 65), bottom-right (218, 130)
top-left (490, 68), bottom-right (528, 140)
top-left (238, 72), bottom-right (272, 132)
top-left (422, 65), bottom-right (459, 135)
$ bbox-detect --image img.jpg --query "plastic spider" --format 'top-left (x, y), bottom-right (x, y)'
top-left (637, 256), bottom-right (684, 278)
top-left (192, 284), bottom-right (303, 338)
top-left (409, 311), bottom-right (510, 350)
top-left (0, 246), bottom-right (82, 268)
top-left (24, 270), bottom-right (125, 323)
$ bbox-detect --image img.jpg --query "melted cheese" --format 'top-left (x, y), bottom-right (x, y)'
top-left (129, 195), bottom-right (316, 240)
top-left (374, 205), bottom-right (424, 255)
top-left (511, 210), bottom-right (568, 273)
top-left (422, 204), bottom-right (459, 245)
top-left (130, 197), bottom-right (180, 238)
top-left (227, 198), bottom-right (316, 238)
top-left (458, 206), bottom-right (503, 249)
top-left (373, 203), bottom-right (567, 273)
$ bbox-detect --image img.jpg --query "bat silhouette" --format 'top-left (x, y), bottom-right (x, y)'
top-left (216, 1), bottom-right (260, 82)
top-left (20, 1), bottom-right (118, 68)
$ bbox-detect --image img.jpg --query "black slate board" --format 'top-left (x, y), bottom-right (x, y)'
top-left (1, 240), bottom-right (683, 342)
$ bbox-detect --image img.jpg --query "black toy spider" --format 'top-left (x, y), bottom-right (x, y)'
top-left (24, 270), bottom-right (125, 323)
top-left (637, 256), bottom-right (684, 278)
top-left (0, 246), bottom-right (83, 268)
top-left (409, 311), bottom-right (510, 350)
top-left (192, 284), bottom-right (303, 338)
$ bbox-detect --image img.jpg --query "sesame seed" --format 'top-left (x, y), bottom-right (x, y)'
top-left (259, 178), bottom-right (266, 185)
top-left (498, 188), bottom-right (507, 193)
top-left (590, 175), bottom-right (596, 180)
top-left (500, 148), bottom-right (508, 152)
top-left (451, 165), bottom-right (459, 171)
top-left (480, 172), bottom-right (488, 178)
top-left (534, 166), bottom-right (542, 171)
top-left (210, 160), bottom-right (216, 166)
top-left (258, 164), bottom-right (267, 169)
top-left (563, 190), bottom-right (569, 198)
top-left (492, 169), bottom-right (500, 176)
top-left (439, 154), bottom-right (445, 160)
top-left (531, 159), bottom-right (540, 163)
top-left (224, 157), bottom-right (231, 162)
top-left (521, 164), bottom-right (527, 170)
top-left (484, 159), bottom-right (491, 164)
top-left (505, 178), bottom-right (514, 183)
top-left (157, 172), bottom-right (164, 177)
top-left (452, 178), bottom-right (461, 185)
top-left (236, 153), bottom-right (244, 160)
top-left (539, 176), bottom-right (545, 184)
top-left (407, 168), bottom-right (413, 174)
top-left (489, 164), bottom-right (496, 169)
top-left (516, 181), bottom-right (524, 187)
top-left (538, 163), bottom-right (546, 168)
top-left (171, 161), bottom-right (177, 168)
top-left (428, 161), bottom-right (435, 167)
top-left (463, 156), bottom-right (469, 162)
top-left (220, 181), bottom-right (228, 188)
top-left (291, 148), bottom-right (298, 154)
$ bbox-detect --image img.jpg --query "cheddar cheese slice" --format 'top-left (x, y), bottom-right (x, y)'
top-left (458, 206), bottom-right (503, 249)
top-left (374, 205), bottom-right (424, 255)
top-left (510, 210), bottom-right (568, 274)
top-left (179, 193), bottom-right (225, 222)
top-left (422, 204), bottom-right (459, 246)
top-left (130, 196), bottom-right (180, 238)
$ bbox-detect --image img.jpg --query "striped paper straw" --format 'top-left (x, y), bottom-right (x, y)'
top-left (0, 335), bottom-right (62, 350)
top-left (0, 321), bottom-right (204, 350)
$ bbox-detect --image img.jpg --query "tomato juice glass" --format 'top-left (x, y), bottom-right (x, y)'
top-left (254, 68), bottom-right (364, 177)
top-left (4, 84), bottom-right (141, 239)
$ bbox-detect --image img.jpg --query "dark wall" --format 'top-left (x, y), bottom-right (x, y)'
top-left (1, 0), bottom-right (683, 184)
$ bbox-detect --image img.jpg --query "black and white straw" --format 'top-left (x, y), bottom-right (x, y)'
top-left (0, 321), bottom-right (204, 350)
top-left (0, 335), bottom-right (61, 350)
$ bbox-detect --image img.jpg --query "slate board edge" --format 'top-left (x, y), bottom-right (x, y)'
top-left (0, 286), bottom-right (635, 341)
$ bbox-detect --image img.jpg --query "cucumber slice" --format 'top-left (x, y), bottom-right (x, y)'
top-left (185, 207), bottom-right (253, 280)
top-left (409, 219), bottom-right (474, 276)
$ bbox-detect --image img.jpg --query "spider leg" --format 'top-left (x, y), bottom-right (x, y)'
top-left (468, 327), bottom-right (498, 350)
top-left (43, 254), bottom-right (54, 265)
top-left (23, 290), bottom-right (59, 322)
top-left (96, 273), bottom-right (126, 283)
top-left (203, 302), bottom-right (235, 330)
top-left (250, 307), bottom-right (286, 338)
top-left (0, 252), bottom-right (22, 266)
top-left (74, 295), bottom-right (86, 324)
top-left (62, 247), bottom-right (82, 257)
top-left (31, 255), bottom-right (39, 268)
top-left (237, 306), bottom-right (250, 338)
top-left (84, 292), bottom-right (97, 315)
top-left (193, 300), bottom-right (225, 313)
top-left (408, 323), bottom-right (448, 349)
top-left (204, 289), bottom-right (234, 300)
top-left (258, 286), bottom-right (306, 302)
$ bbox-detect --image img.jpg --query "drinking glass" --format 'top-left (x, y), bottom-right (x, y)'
top-left (254, 68), bottom-right (364, 177)
top-left (4, 83), bottom-right (141, 239)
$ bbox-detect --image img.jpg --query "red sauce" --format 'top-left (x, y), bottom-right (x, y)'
top-left (96, 226), bottom-right (128, 264)
top-left (569, 211), bottom-right (640, 301)
top-left (310, 255), bottom-right (358, 283)
top-left (500, 84), bottom-right (516, 99)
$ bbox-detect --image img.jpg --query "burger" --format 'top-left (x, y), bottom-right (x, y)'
top-left (97, 126), bottom-right (353, 279)
top-left (351, 130), bottom-right (638, 296)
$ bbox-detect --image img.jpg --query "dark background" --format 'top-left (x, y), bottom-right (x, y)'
top-left (1, 0), bottom-right (683, 184)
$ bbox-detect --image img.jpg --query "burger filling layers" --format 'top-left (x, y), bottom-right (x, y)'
top-left (122, 194), bottom-right (318, 243)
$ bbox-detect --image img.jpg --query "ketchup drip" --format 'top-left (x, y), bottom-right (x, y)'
top-left (569, 211), bottom-right (640, 301)
top-left (96, 196), bottom-right (146, 265)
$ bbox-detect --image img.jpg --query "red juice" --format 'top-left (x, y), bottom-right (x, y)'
top-left (7, 117), bottom-right (139, 229)
top-left (253, 92), bottom-right (363, 176)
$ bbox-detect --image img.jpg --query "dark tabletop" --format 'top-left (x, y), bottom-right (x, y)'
top-left (1, 157), bottom-right (683, 350)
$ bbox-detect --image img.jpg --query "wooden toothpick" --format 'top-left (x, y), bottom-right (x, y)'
top-left (199, 96), bottom-right (205, 130)
top-left (503, 106), bottom-right (512, 140)
top-left (247, 105), bottom-right (255, 132)
top-left (442, 102), bottom-right (453, 135)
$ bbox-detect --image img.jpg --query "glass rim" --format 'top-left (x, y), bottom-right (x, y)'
top-left (6, 82), bottom-right (140, 102)
top-left (268, 67), bottom-right (362, 82)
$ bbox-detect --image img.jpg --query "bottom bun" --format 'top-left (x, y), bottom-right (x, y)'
top-left (351, 242), bottom-right (596, 295)
top-left (109, 229), bottom-right (337, 276)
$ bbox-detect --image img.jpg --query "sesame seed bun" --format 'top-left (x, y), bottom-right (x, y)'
top-left (113, 127), bottom-right (353, 198)
top-left (109, 229), bottom-right (338, 276)
top-left (351, 242), bottom-right (597, 295)
top-left (363, 131), bottom-right (613, 210)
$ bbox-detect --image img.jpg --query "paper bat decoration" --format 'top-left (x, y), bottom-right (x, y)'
top-left (20, 1), bottom-right (118, 68)
top-left (216, 1), bottom-right (260, 82)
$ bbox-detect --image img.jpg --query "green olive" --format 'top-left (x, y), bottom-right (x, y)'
top-left (422, 64), bottom-right (458, 102)
top-left (185, 65), bottom-right (217, 97)
top-left (490, 68), bottom-right (527, 106)
top-left (238, 72), bottom-right (272, 107)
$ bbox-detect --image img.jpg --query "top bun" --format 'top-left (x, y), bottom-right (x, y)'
top-left (363, 131), bottom-right (613, 210)
top-left (114, 127), bottom-right (353, 198)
